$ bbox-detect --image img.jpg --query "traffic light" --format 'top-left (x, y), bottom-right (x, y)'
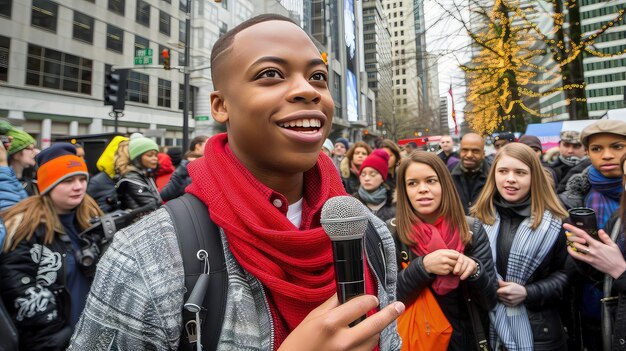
top-left (377, 120), bottom-right (383, 127)
top-left (104, 69), bottom-right (128, 111)
top-left (162, 49), bottom-right (170, 70)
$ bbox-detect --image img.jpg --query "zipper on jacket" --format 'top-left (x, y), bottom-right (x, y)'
top-left (259, 284), bottom-right (275, 350)
top-left (378, 242), bottom-right (387, 287)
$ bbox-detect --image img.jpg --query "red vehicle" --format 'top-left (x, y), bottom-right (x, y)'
top-left (397, 136), bottom-right (442, 147)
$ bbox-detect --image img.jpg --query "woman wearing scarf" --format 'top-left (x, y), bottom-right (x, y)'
top-left (471, 143), bottom-right (570, 350)
top-left (340, 141), bottom-right (372, 194)
top-left (392, 151), bottom-right (497, 350)
top-left (380, 139), bottom-right (401, 193)
top-left (353, 149), bottom-right (396, 222)
top-left (558, 119), bottom-right (626, 350)
top-left (565, 153), bottom-right (626, 351)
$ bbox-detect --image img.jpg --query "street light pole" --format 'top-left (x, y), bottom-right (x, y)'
top-left (182, 0), bottom-right (192, 152)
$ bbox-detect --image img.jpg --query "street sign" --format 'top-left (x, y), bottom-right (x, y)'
top-left (195, 116), bottom-right (210, 121)
top-left (134, 57), bottom-right (152, 65)
top-left (134, 48), bottom-right (153, 65)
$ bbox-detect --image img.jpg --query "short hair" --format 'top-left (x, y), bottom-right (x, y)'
top-left (210, 14), bottom-right (297, 90)
top-left (189, 135), bottom-right (209, 152)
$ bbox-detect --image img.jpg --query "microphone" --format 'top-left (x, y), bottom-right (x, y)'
top-left (321, 196), bottom-right (369, 325)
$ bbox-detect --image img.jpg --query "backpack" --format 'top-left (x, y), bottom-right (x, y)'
top-left (164, 194), bottom-right (227, 351)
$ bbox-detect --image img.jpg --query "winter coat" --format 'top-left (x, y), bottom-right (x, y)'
top-left (67, 209), bottom-right (402, 350)
top-left (391, 217), bottom-right (498, 350)
top-left (353, 188), bottom-right (396, 223)
top-left (160, 160), bottom-right (191, 202)
top-left (492, 201), bottom-right (570, 350)
top-left (87, 172), bottom-right (119, 213)
top-left (450, 161), bottom-right (490, 214)
top-left (558, 166), bottom-right (590, 210)
top-left (0, 225), bottom-right (76, 351)
top-left (571, 214), bottom-right (626, 350)
top-left (116, 168), bottom-right (161, 211)
top-left (0, 166), bottom-right (27, 211)
top-left (556, 158), bottom-right (591, 194)
top-left (340, 157), bottom-right (360, 195)
top-left (156, 153), bottom-right (175, 191)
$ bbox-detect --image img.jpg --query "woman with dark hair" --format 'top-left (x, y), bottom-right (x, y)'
top-left (0, 143), bottom-right (103, 350)
top-left (392, 151), bottom-right (497, 350)
top-left (340, 141), bottom-right (372, 194)
top-left (471, 143), bottom-right (570, 350)
top-left (565, 153), bottom-right (626, 350)
top-left (189, 135), bottom-right (209, 154)
top-left (380, 139), bottom-right (401, 192)
top-left (116, 135), bottom-right (161, 211)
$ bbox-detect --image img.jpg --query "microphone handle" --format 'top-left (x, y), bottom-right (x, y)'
top-left (332, 239), bottom-right (366, 326)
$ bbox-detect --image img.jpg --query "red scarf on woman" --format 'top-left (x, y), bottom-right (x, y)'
top-left (410, 217), bottom-right (464, 295)
top-left (186, 134), bottom-right (351, 337)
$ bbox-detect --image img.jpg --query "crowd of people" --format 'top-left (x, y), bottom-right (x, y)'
top-left (1, 13), bottom-right (626, 351)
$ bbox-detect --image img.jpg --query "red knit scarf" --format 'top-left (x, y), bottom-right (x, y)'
top-left (410, 217), bottom-right (465, 295)
top-left (186, 134), bottom-right (349, 334)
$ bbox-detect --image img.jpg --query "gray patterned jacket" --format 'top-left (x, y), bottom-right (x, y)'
top-left (67, 208), bottom-right (401, 350)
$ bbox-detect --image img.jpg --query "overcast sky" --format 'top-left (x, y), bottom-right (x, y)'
top-left (424, 0), bottom-right (473, 129)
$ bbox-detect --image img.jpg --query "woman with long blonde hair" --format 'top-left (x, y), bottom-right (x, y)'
top-left (393, 151), bottom-right (497, 350)
top-left (0, 143), bottom-right (102, 351)
top-left (471, 142), bottom-right (569, 351)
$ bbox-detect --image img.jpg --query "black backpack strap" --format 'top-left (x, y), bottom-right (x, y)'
top-left (164, 193), bottom-right (227, 351)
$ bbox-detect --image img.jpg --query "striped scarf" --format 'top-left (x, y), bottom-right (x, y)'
top-left (483, 210), bottom-right (562, 351)
top-left (585, 166), bottom-right (622, 229)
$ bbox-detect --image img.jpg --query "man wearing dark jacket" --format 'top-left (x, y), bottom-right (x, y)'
top-left (551, 130), bottom-right (588, 191)
top-left (451, 133), bottom-right (490, 214)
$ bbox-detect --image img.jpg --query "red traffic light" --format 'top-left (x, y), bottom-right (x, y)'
top-left (162, 49), bottom-right (170, 70)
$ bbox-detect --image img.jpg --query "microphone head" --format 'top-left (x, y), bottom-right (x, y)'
top-left (320, 196), bottom-right (369, 241)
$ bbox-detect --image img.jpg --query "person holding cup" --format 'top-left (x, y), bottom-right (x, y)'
top-left (565, 153), bottom-right (626, 351)
top-left (558, 119), bottom-right (626, 349)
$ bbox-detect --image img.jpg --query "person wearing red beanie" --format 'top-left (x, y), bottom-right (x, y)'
top-left (354, 149), bottom-right (396, 222)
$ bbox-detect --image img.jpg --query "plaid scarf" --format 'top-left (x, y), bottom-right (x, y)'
top-left (484, 210), bottom-right (562, 351)
top-left (586, 166), bottom-right (622, 229)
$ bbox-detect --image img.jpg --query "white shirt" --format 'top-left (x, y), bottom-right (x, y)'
top-left (287, 198), bottom-right (303, 228)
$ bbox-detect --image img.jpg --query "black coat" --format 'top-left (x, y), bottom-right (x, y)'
top-left (450, 161), bottom-right (490, 215)
top-left (391, 217), bottom-right (498, 351)
top-left (0, 227), bottom-right (74, 351)
top-left (494, 205), bottom-right (570, 350)
top-left (87, 172), bottom-right (119, 213)
top-left (160, 160), bottom-right (191, 202)
top-left (572, 215), bottom-right (626, 350)
top-left (116, 169), bottom-right (161, 211)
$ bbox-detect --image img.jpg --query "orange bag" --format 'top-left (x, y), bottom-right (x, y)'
top-left (397, 287), bottom-right (452, 351)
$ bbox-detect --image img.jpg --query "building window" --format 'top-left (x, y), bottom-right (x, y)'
top-left (221, 0), bottom-right (228, 9)
top-left (179, 20), bottom-right (186, 44)
top-left (31, 0), bottom-right (58, 32)
top-left (136, 0), bottom-right (150, 27)
top-left (179, 83), bottom-right (197, 110)
top-left (0, 35), bottom-right (9, 81)
top-left (158, 78), bottom-right (171, 107)
top-left (127, 71), bottom-right (149, 104)
top-left (159, 11), bottom-right (170, 36)
top-left (106, 25), bottom-right (124, 53)
top-left (134, 35), bottom-right (149, 55)
top-left (108, 0), bottom-right (124, 15)
top-left (179, 0), bottom-right (187, 12)
top-left (0, 0), bottom-right (12, 18)
top-left (26, 44), bottom-right (92, 94)
top-left (73, 11), bottom-right (94, 44)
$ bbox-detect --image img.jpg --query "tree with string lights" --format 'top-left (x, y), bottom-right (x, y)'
top-left (463, 0), bottom-right (580, 135)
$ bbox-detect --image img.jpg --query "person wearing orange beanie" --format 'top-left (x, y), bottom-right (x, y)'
top-left (0, 143), bottom-right (102, 350)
